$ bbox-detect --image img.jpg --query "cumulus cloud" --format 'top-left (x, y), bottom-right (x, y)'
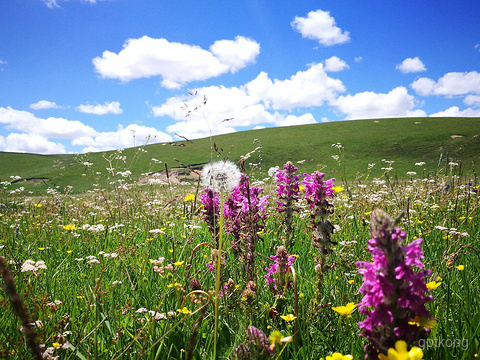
top-left (396, 57), bottom-right (426, 74)
top-left (429, 106), bottom-right (480, 117)
top-left (0, 58), bottom-right (7, 70)
top-left (324, 56), bottom-right (349, 72)
top-left (1, 133), bottom-right (66, 154)
top-left (411, 71), bottom-right (480, 96)
top-left (76, 101), bottom-right (123, 115)
top-left (0, 107), bottom-right (97, 139)
top-left (152, 64), bottom-right (345, 139)
top-left (464, 95), bottom-right (480, 107)
top-left (291, 10), bottom-right (350, 46)
top-left (275, 113), bottom-right (316, 127)
top-left (29, 100), bottom-right (61, 110)
top-left (93, 36), bottom-right (259, 88)
top-left (264, 63), bottom-right (345, 110)
top-left (334, 86), bottom-right (427, 120)
top-left (354, 56), bottom-right (363, 63)
top-left (72, 124), bottom-right (173, 153)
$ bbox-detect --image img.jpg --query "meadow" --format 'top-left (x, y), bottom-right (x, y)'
top-left (0, 118), bottom-right (480, 360)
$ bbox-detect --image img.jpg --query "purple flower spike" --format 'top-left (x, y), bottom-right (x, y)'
top-left (356, 209), bottom-right (433, 359)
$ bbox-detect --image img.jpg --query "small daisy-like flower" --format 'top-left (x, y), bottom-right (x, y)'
top-left (378, 340), bottom-right (424, 360)
top-left (332, 302), bottom-right (356, 316)
top-left (201, 160), bottom-right (241, 192)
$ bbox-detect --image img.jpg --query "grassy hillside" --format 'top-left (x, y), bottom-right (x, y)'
top-left (1, 117), bottom-right (479, 193)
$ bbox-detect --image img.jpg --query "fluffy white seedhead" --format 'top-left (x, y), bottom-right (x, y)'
top-left (201, 160), bottom-right (241, 192)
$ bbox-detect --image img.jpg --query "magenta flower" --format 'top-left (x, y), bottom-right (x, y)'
top-left (356, 209), bottom-right (433, 359)
top-left (265, 246), bottom-right (295, 294)
top-left (275, 161), bottom-right (301, 247)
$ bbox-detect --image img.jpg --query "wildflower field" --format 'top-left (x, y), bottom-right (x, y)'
top-left (1, 142), bottom-right (479, 359)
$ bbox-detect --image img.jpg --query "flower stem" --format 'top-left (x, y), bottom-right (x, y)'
top-left (213, 192), bottom-right (225, 359)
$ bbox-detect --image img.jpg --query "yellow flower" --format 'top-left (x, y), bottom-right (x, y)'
top-left (332, 186), bottom-right (344, 193)
top-left (66, 250), bottom-right (73, 254)
top-left (52, 342), bottom-right (60, 349)
top-left (426, 281), bottom-right (441, 290)
top-left (184, 194), bottom-right (195, 202)
top-left (38, 247), bottom-right (45, 251)
top-left (347, 280), bottom-right (355, 285)
top-left (34, 203), bottom-right (42, 208)
top-left (332, 302), bottom-right (357, 316)
top-left (269, 330), bottom-right (292, 348)
top-left (280, 314), bottom-right (297, 322)
top-left (456, 265), bottom-right (465, 271)
top-left (173, 261), bottom-right (184, 266)
top-left (378, 340), bottom-right (424, 360)
top-left (299, 185), bottom-right (305, 192)
top-left (177, 307), bottom-right (191, 314)
top-left (408, 316), bottom-right (437, 329)
top-left (325, 352), bottom-right (354, 360)
top-left (63, 224), bottom-right (76, 231)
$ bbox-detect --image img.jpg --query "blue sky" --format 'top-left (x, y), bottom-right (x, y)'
top-left (1, 0), bottom-right (479, 154)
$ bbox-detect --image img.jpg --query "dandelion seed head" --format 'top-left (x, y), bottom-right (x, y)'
top-left (201, 160), bottom-right (241, 192)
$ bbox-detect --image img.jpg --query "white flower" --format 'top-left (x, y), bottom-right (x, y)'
top-left (268, 166), bottom-right (279, 178)
top-left (201, 160), bottom-right (241, 192)
top-left (406, 171), bottom-right (417, 176)
top-left (415, 162), bottom-right (426, 166)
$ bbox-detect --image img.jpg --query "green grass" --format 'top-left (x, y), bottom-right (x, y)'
top-left (1, 117), bottom-right (480, 194)
top-left (0, 158), bottom-right (479, 359)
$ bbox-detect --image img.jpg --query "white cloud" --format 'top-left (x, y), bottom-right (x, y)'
top-left (324, 56), bottom-right (349, 72)
top-left (265, 63), bottom-right (345, 110)
top-left (291, 10), bottom-right (350, 46)
top-left (72, 124), bottom-right (173, 153)
top-left (429, 106), bottom-right (480, 117)
top-left (1, 133), bottom-right (66, 154)
top-left (152, 64), bottom-right (345, 139)
top-left (275, 113), bottom-right (316, 127)
top-left (209, 36), bottom-right (260, 73)
top-left (464, 95), bottom-right (480, 107)
top-left (334, 86), bottom-right (427, 120)
top-left (76, 101), bottom-right (123, 115)
top-left (41, 0), bottom-right (111, 8)
top-left (354, 56), bottom-right (363, 63)
top-left (396, 57), bottom-right (426, 74)
top-left (0, 58), bottom-right (7, 70)
top-left (411, 71), bottom-right (480, 96)
top-left (93, 36), bottom-right (259, 88)
top-left (0, 107), bottom-right (97, 139)
top-left (29, 100), bottom-right (61, 110)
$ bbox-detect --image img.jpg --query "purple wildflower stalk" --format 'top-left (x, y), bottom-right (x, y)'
top-left (301, 171), bottom-right (336, 296)
top-left (199, 188), bottom-right (220, 246)
top-left (356, 209), bottom-right (433, 359)
top-left (275, 161), bottom-right (301, 248)
top-left (265, 246), bottom-right (295, 295)
top-left (224, 174), bottom-right (269, 282)
top-left (233, 326), bottom-right (275, 360)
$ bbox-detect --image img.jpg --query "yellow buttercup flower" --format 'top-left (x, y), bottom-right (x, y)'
top-left (426, 281), bottom-right (441, 290)
top-left (52, 342), bottom-right (60, 349)
top-left (455, 265), bottom-right (465, 271)
top-left (63, 224), bottom-right (76, 231)
top-left (177, 307), bottom-right (191, 314)
top-left (184, 194), bottom-right (195, 202)
top-left (325, 352), bottom-right (353, 360)
top-left (280, 314), bottom-right (296, 322)
top-left (378, 340), bottom-right (424, 360)
top-left (173, 261), bottom-right (184, 266)
top-left (332, 302), bottom-right (357, 316)
top-left (408, 316), bottom-right (437, 329)
top-left (332, 186), bottom-right (344, 193)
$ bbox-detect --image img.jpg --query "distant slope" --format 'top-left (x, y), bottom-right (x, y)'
top-left (1, 117), bottom-right (479, 193)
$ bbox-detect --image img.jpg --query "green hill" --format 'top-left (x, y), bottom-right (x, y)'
top-left (1, 117), bottom-right (479, 193)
